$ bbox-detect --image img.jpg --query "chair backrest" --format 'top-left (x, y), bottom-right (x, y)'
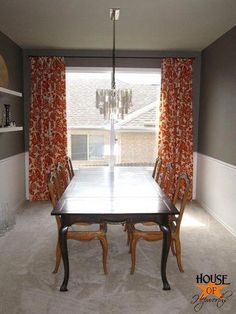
top-left (66, 156), bottom-right (74, 180)
top-left (159, 162), bottom-right (174, 197)
top-left (56, 162), bottom-right (70, 196)
top-left (48, 171), bottom-right (60, 208)
top-left (172, 173), bottom-right (190, 232)
top-left (152, 156), bottom-right (162, 182)
top-left (48, 171), bottom-right (62, 229)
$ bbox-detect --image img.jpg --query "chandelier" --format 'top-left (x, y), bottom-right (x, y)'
top-left (96, 8), bottom-right (132, 120)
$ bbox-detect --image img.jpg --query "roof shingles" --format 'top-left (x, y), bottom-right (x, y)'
top-left (66, 77), bottom-right (158, 127)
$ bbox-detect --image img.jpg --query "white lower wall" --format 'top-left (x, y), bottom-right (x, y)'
top-left (0, 153), bottom-right (26, 211)
top-left (196, 153), bottom-right (236, 237)
top-left (192, 152), bottom-right (197, 199)
top-left (25, 151), bottom-right (29, 200)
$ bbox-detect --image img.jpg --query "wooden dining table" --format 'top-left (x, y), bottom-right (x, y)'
top-left (51, 167), bottom-right (179, 291)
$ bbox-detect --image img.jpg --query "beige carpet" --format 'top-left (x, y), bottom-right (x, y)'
top-left (0, 201), bottom-right (235, 314)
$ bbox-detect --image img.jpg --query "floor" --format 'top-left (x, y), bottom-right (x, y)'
top-left (0, 200), bottom-right (235, 314)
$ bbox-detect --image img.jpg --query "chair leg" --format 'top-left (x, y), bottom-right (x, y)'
top-left (100, 223), bottom-right (107, 232)
top-left (129, 228), bottom-right (133, 254)
top-left (126, 224), bottom-right (134, 252)
top-left (130, 236), bottom-right (138, 274)
top-left (171, 239), bottom-right (176, 256)
top-left (175, 237), bottom-right (184, 273)
top-left (52, 241), bottom-right (61, 274)
top-left (99, 235), bottom-right (108, 275)
top-left (126, 224), bottom-right (131, 246)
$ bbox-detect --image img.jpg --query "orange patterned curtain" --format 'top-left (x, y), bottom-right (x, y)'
top-left (158, 58), bottom-right (193, 199)
top-left (29, 57), bottom-right (67, 200)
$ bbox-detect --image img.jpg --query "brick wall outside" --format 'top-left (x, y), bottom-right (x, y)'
top-left (117, 132), bottom-right (157, 164)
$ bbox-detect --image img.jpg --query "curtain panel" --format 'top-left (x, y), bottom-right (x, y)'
top-left (29, 57), bottom-right (67, 200)
top-left (158, 58), bottom-right (193, 199)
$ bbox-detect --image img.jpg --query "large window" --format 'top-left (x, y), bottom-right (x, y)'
top-left (66, 67), bottom-right (161, 167)
top-left (71, 135), bottom-right (104, 161)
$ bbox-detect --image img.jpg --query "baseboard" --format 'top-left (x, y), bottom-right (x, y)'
top-left (198, 198), bottom-right (236, 238)
top-left (15, 199), bottom-right (26, 212)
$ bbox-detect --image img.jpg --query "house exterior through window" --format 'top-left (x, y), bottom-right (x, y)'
top-left (66, 68), bottom-right (161, 168)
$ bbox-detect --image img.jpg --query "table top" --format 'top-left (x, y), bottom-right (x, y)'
top-left (51, 167), bottom-right (179, 216)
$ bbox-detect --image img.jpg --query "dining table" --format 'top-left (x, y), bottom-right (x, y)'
top-left (51, 167), bottom-right (179, 291)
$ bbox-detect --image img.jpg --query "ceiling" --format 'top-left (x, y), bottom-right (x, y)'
top-left (0, 0), bottom-right (235, 51)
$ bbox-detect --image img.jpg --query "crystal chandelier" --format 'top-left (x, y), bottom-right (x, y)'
top-left (96, 8), bottom-right (132, 120)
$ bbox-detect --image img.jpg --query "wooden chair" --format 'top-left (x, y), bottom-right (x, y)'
top-left (56, 162), bottom-right (71, 195)
top-left (152, 156), bottom-right (162, 182)
top-left (48, 171), bottom-right (108, 274)
top-left (57, 161), bottom-right (108, 230)
top-left (125, 162), bottom-right (174, 247)
top-left (65, 156), bottom-right (74, 180)
top-left (128, 173), bottom-right (190, 274)
top-left (140, 162), bottom-right (174, 229)
top-left (159, 162), bottom-right (175, 197)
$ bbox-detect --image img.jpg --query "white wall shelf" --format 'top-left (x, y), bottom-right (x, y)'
top-left (0, 127), bottom-right (23, 133)
top-left (0, 87), bottom-right (22, 97)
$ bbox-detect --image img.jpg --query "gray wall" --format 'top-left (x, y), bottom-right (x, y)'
top-left (23, 49), bottom-right (201, 152)
top-left (198, 26), bottom-right (236, 165)
top-left (0, 31), bottom-right (24, 160)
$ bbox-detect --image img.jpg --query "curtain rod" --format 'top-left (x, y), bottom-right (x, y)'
top-left (26, 55), bottom-right (196, 60)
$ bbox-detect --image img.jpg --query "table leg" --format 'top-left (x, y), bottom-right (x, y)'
top-left (160, 223), bottom-right (171, 290)
top-left (59, 225), bottom-right (69, 291)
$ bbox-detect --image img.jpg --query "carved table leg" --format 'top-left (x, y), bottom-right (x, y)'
top-left (160, 223), bottom-right (171, 290)
top-left (59, 225), bottom-right (69, 291)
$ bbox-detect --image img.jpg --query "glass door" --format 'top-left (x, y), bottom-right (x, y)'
top-left (66, 67), bottom-right (161, 169)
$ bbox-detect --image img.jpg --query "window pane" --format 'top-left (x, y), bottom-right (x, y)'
top-left (71, 135), bottom-right (87, 160)
top-left (89, 135), bottom-right (104, 160)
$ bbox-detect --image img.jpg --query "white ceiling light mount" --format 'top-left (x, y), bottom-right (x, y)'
top-left (110, 7), bottom-right (120, 21)
top-left (96, 8), bottom-right (132, 121)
